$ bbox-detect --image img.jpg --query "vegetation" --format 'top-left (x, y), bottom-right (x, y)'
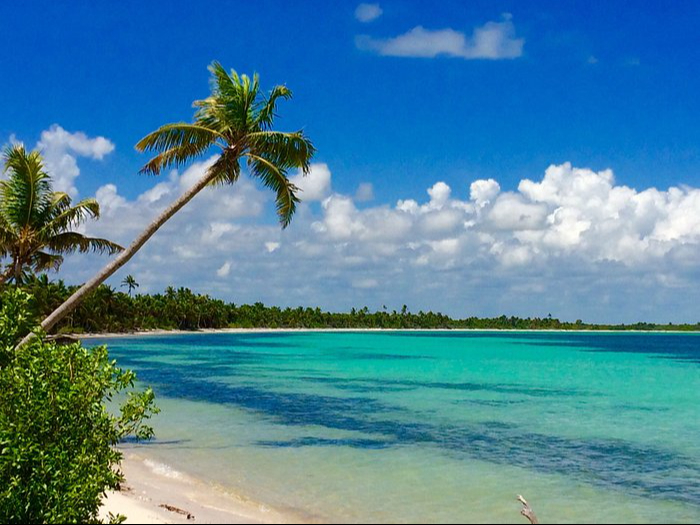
top-left (121, 275), bottom-right (139, 296)
top-left (0, 288), bottom-right (158, 523)
top-left (0, 145), bottom-right (122, 285)
top-left (24, 61), bottom-right (315, 346)
top-left (19, 276), bottom-right (700, 333)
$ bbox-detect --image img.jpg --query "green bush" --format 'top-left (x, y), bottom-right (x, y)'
top-left (0, 289), bottom-right (158, 524)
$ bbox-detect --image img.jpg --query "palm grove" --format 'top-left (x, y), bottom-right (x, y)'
top-left (0, 63), bottom-right (314, 523)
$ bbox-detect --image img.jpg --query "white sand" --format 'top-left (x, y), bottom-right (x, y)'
top-left (100, 452), bottom-right (304, 524)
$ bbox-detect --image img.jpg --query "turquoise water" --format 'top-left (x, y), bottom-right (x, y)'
top-left (90, 331), bottom-right (700, 523)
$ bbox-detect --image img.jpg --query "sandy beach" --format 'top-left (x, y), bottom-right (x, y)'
top-left (100, 452), bottom-right (304, 524)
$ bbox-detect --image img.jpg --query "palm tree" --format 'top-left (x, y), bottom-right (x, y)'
top-left (121, 275), bottom-right (139, 296)
top-left (0, 145), bottom-right (122, 285)
top-left (19, 62), bottom-right (315, 347)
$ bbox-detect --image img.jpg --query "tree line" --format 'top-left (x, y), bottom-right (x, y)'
top-left (19, 275), bottom-right (700, 334)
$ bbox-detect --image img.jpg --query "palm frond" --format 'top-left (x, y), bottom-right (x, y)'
top-left (206, 151), bottom-right (242, 186)
top-left (195, 63), bottom-right (262, 134)
top-left (248, 131), bottom-right (315, 173)
top-left (30, 251), bottom-right (64, 273)
top-left (45, 232), bottom-right (123, 255)
top-left (254, 85), bottom-right (293, 130)
top-left (135, 124), bottom-right (222, 175)
top-left (245, 153), bottom-right (300, 228)
top-left (0, 217), bottom-right (16, 254)
top-left (41, 198), bottom-right (101, 236)
top-left (49, 192), bottom-right (73, 211)
top-left (1, 144), bottom-right (53, 228)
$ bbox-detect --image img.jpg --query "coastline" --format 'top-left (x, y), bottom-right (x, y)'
top-left (100, 451), bottom-right (307, 524)
top-left (80, 326), bottom-right (700, 339)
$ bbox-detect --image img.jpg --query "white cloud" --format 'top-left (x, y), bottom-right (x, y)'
top-left (355, 182), bottom-right (375, 202)
top-left (355, 3), bottom-right (382, 23)
top-left (352, 278), bottom-right (379, 289)
top-left (85, 156), bottom-right (267, 245)
top-left (36, 124), bottom-right (115, 197)
top-left (289, 163), bottom-right (332, 202)
top-left (470, 178), bottom-right (500, 207)
top-left (427, 181), bottom-right (451, 207)
top-left (216, 262), bottom-right (232, 278)
top-left (487, 193), bottom-right (548, 231)
top-left (38, 122), bottom-right (699, 323)
top-left (356, 15), bottom-right (524, 60)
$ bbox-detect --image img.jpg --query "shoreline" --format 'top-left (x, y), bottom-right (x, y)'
top-left (100, 451), bottom-right (310, 524)
top-left (80, 326), bottom-right (700, 339)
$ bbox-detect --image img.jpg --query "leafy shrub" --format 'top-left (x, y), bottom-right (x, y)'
top-left (0, 289), bottom-right (158, 523)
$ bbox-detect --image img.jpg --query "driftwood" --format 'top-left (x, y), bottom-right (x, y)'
top-left (159, 503), bottom-right (195, 520)
top-left (517, 495), bottom-right (539, 524)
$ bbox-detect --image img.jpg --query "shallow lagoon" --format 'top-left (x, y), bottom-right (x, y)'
top-left (89, 331), bottom-right (700, 523)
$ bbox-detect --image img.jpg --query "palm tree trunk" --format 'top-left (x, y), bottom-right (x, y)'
top-left (13, 259), bottom-right (22, 285)
top-left (17, 170), bottom-right (217, 348)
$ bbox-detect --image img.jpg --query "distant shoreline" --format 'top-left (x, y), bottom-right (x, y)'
top-left (79, 327), bottom-right (700, 339)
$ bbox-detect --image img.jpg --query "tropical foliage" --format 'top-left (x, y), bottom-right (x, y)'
top-left (136, 61), bottom-right (315, 226)
top-left (0, 145), bottom-right (122, 285)
top-left (121, 275), bottom-right (139, 296)
top-left (0, 289), bottom-right (158, 524)
top-left (28, 61), bottom-right (315, 343)
top-left (20, 277), bottom-right (700, 333)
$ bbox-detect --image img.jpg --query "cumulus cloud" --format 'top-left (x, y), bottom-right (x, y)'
top-left (356, 14), bottom-right (524, 60)
top-left (355, 3), bottom-right (382, 23)
top-left (37, 124), bottom-right (115, 197)
top-left (38, 123), bottom-right (698, 323)
top-left (470, 178), bottom-right (500, 207)
top-left (216, 262), bottom-right (232, 278)
top-left (355, 182), bottom-right (375, 202)
top-left (88, 156), bottom-right (266, 241)
top-left (289, 163), bottom-right (332, 202)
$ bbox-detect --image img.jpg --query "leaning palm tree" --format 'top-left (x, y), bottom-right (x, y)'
top-left (0, 145), bottom-right (122, 285)
top-left (19, 62), bottom-right (314, 347)
top-left (121, 274), bottom-right (139, 296)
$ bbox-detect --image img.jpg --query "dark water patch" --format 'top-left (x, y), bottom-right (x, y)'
top-left (480, 421), bottom-right (518, 430)
top-left (297, 376), bottom-right (417, 393)
top-left (404, 380), bottom-right (584, 397)
top-left (297, 375), bottom-right (588, 398)
top-left (333, 351), bottom-right (435, 361)
top-left (377, 331), bottom-right (700, 364)
top-left (455, 399), bottom-right (528, 407)
top-left (514, 334), bottom-right (700, 364)
top-left (257, 437), bottom-right (390, 449)
top-left (120, 437), bottom-right (192, 446)
top-left (611, 404), bottom-right (670, 413)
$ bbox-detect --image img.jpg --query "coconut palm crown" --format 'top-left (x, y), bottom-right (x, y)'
top-left (136, 61), bottom-right (315, 226)
top-left (121, 274), bottom-right (139, 296)
top-left (0, 145), bottom-right (122, 284)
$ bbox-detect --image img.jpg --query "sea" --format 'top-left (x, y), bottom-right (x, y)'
top-left (87, 331), bottom-right (700, 523)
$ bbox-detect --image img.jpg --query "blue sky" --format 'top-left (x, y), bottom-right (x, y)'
top-left (2, 1), bottom-right (700, 322)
